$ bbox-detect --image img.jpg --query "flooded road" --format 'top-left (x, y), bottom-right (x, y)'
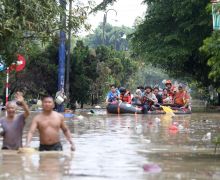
top-left (0, 111), bottom-right (220, 180)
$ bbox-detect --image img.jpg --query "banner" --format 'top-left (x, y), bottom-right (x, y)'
top-left (212, 1), bottom-right (220, 30)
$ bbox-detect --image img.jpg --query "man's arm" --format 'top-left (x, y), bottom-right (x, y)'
top-left (26, 118), bottom-right (38, 147)
top-left (15, 91), bottom-right (30, 118)
top-left (60, 116), bottom-right (75, 151)
top-left (21, 101), bottom-right (30, 118)
top-left (105, 92), bottom-right (110, 103)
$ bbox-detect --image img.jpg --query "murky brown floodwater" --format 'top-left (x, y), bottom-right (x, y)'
top-left (0, 111), bottom-right (220, 180)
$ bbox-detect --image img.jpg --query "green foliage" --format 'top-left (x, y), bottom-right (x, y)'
top-left (91, 0), bottom-right (117, 12)
top-left (0, 0), bottom-right (88, 65)
top-left (70, 40), bottom-right (92, 106)
top-left (200, 31), bottom-right (220, 90)
top-left (9, 38), bottom-right (59, 98)
top-left (84, 23), bottom-right (133, 50)
top-left (0, 0), bottom-right (89, 101)
top-left (68, 41), bottom-right (138, 106)
top-left (0, 0), bottom-right (61, 64)
top-left (131, 0), bottom-right (212, 87)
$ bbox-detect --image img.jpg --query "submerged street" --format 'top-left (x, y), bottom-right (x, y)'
top-left (0, 111), bottom-right (220, 180)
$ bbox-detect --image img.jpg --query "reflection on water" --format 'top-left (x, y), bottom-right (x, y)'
top-left (0, 112), bottom-right (220, 179)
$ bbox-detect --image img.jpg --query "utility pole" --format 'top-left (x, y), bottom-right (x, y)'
top-left (57, 0), bottom-right (66, 112)
top-left (102, 9), bottom-right (117, 45)
top-left (65, 0), bottom-right (72, 107)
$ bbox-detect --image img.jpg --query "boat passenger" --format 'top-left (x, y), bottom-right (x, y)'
top-left (173, 84), bottom-right (190, 108)
top-left (162, 88), bottom-right (173, 104)
top-left (141, 86), bottom-right (158, 113)
top-left (106, 84), bottom-right (120, 104)
top-left (139, 86), bottom-right (145, 93)
top-left (165, 80), bottom-right (176, 99)
top-left (153, 87), bottom-right (163, 104)
top-left (132, 87), bottom-right (143, 106)
top-left (0, 91), bottom-right (30, 150)
top-left (119, 87), bottom-right (131, 104)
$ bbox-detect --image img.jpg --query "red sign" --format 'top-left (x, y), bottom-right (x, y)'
top-left (9, 54), bottom-right (26, 72)
top-left (16, 54), bottom-right (26, 71)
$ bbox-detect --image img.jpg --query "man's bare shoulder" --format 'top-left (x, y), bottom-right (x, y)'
top-left (32, 113), bottom-right (43, 122)
top-left (33, 111), bottom-right (64, 120)
top-left (52, 111), bottom-right (64, 119)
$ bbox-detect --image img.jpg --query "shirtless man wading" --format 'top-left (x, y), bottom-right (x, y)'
top-left (26, 96), bottom-right (75, 151)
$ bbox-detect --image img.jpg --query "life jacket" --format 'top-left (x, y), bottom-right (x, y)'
top-left (120, 91), bottom-right (131, 104)
top-left (166, 85), bottom-right (176, 98)
top-left (174, 91), bottom-right (189, 106)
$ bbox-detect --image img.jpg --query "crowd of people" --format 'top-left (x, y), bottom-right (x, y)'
top-left (106, 80), bottom-right (191, 114)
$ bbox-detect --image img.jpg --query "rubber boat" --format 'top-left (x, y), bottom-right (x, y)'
top-left (107, 102), bottom-right (142, 114)
top-left (106, 102), bottom-right (191, 114)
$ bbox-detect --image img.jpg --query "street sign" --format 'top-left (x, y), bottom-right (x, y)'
top-left (9, 54), bottom-right (26, 72)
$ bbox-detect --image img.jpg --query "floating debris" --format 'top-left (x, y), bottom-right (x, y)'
top-left (143, 163), bottom-right (162, 173)
top-left (202, 132), bottom-right (211, 141)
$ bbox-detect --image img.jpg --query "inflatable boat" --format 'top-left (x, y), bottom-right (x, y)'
top-left (106, 102), bottom-right (191, 114)
top-left (107, 102), bottom-right (142, 114)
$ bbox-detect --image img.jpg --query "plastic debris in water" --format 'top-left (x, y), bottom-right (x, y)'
top-left (202, 132), bottom-right (211, 141)
top-left (178, 124), bottom-right (184, 131)
top-left (77, 115), bottom-right (84, 120)
top-left (135, 124), bottom-right (142, 134)
top-left (154, 117), bottom-right (161, 124)
top-left (144, 139), bottom-right (151, 143)
top-left (95, 105), bottom-right (101, 109)
top-left (168, 124), bottom-right (179, 134)
top-left (88, 110), bottom-right (95, 114)
top-left (64, 113), bottom-right (75, 118)
top-left (143, 163), bottom-right (162, 173)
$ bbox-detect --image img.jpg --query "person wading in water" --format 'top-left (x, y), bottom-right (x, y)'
top-left (0, 91), bottom-right (30, 150)
top-left (26, 95), bottom-right (75, 151)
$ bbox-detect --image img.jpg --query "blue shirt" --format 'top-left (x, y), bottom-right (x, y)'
top-left (106, 90), bottom-right (120, 102)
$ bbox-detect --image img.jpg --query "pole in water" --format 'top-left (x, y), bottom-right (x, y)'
top-left (57, 0), bottom-right (66, 112)
top-left (5, 67), bottom-right (9, 104)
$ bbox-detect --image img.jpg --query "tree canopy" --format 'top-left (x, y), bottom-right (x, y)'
top-left (84, 23), bottom-right (133, 50)
top-left (0, 0), bottom-right (88, 65)
top-left (131, 0), bottom-right (212, 88)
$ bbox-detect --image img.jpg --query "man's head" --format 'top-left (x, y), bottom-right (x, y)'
top-left (178, 84), bottom-right (184, 92)
top-left (137, 86), bottom-right (144, 92)
top-left (165, 80), bottom-right (172, 89)
top-left (153, 87), bottom-right (159, 95)
top-left (6, 101), bottom-right (17, 118)
top-left (41, 96), bottom-right (55, 111)
top-left (145, 86), bottom-right (152, 94)
top-left (119, 87), bottom-right (126, 94)
top-left (110, 84), bottom-right (116, 93)
top-left (163, 88), bottom-right (168, 94)
top-left (136, 89), bottom-right (142, 96)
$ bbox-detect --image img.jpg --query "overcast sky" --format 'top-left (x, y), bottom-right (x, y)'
top-left (90, 0), bottom-right (146, 27)
top-left (79, 0), bottom-right (146, 35)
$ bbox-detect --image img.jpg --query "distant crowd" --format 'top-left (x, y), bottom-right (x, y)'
top-left (106, 80), bottom-right (190, 113)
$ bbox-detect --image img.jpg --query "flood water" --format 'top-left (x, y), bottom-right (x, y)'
top-left (0, 111), bottom-right (220, 180)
